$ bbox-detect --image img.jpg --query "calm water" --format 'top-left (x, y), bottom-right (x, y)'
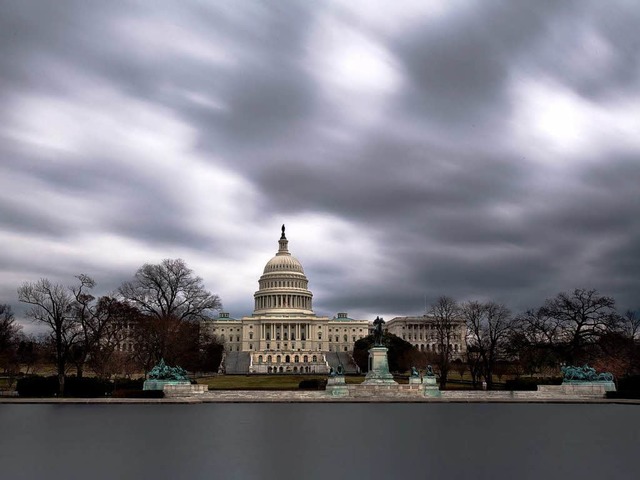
top-left (0, 403), bottom-right (637, 480)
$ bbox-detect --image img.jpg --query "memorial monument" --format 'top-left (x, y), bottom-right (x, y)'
top-left (362, 317), bottom-right (397, 385)
top-left (143, 358), bottom-right (192, 390)
top-left (537, 364), bottom-right (616, 397)
top-left (422, 365), bottom-right (440, 397)
top-left (143, 359), bottom-right (209, 396)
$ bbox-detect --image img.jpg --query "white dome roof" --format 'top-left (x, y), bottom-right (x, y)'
top-left (263, 254), bottom-right (305, 274)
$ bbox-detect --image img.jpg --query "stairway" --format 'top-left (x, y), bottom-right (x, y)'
top-left (223, 351), bottom-right (251, 374)
top-left (325, 351), bottom-right (359, 374)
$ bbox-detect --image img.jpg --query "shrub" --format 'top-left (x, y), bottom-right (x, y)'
top-left (298, 379), bottom-right (327, 390)
top-left (112, 378), bottom-right (144, 391)
top-left (606, 390), bottom-right (640, 399)
top-left (112, 389), bottom-right (163, 398)
top-left (617, 375), bottom-right (640, 392)
top-left (505, 377), bottom-right (562, 391)
top-left (16, 376), bottom-right (58, 397)
top-left (65, 377), bottom-right (114, 397)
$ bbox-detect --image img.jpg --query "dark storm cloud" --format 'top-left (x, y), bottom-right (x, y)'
top-left (1, 0), bottom-right (639, 324)
top-left (392, 0), bottom-right (577, 127)
top-left (256, 139), bottom-right (527, 221)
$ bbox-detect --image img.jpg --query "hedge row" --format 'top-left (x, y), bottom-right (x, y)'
top-left (504, 377), bottom-right (562, 391)
top-left (298, 379), bottom-right (327, 390)
top-left (16, 376), bottom-right (150, 398)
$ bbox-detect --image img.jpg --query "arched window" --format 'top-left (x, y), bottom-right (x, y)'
top-left (312, 355), bottom-right (317, 362)
top-left (258, 355), bottom-right (263, 363)
top-left (267, 355), bottom-right (272, 363)
top-left (249, 332), bottom-right (253, 340)
top-left (343, 334), bottom-right (347, 342)
top-left (303, 355), bottom-right (308, 363)
top-left (285, 355), bottom-right (290, 363)
top-left (294, 355), bottom-right (299, 363)
top-left (276, 355), bottom-right (281, 364)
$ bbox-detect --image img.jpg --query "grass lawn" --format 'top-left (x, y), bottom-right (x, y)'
top-left (198, 374), bottom-right (368, 390)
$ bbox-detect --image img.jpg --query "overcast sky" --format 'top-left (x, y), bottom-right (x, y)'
top-left (1, 0), bottom-right (639, 332)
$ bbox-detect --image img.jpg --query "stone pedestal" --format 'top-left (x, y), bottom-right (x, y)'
top-left (326, 375), bottom-right (349, 397)
top-left (538, 382), bottom-right (615, 398)
top-left (423, 375), bottom-right (440, 397)
top-left (163, 384), bottom-right (208, 397)
top-left (409, 376), bottom-right (422, 385)
top-left (143, 379), bottom-right (191, 391)
top-left (362, 346), bottom-right (397, 385)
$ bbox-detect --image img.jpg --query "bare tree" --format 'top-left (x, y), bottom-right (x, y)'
top-left (82, 296), bottom-right (139, 379)
top-left (0, 304), bottom-right (21, 355)
top-left (462, 301), bottom-right (512, 389)
top-left (508, 308), bottom-right (564, 375)
top-left (620, 310), bottom-right (640, 341)
top-left (69, 275), bottom-right (135, 379)
top-left (119, 259), bottom-right (221, 322)
top-left (69, 275), bottom-right (100, 378)
top-left (540, 288), bottom-right (618, 364)
top-left (0, 304), bottom-right (22, 381)
top-left (119, 259), bottom-right (221, 364)
top-left (429, 296), bottom-right (460, 389)
top-left (18, 279), bottom-right (77, 395)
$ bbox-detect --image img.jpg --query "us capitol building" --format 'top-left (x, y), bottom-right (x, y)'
top-left (201, 226), bottom-right (466, 374)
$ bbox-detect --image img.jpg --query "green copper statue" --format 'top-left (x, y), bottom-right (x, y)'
top-left (147, 358), bottom-right (189, 381)
top-left (561, 364), bottom-right (613, 382)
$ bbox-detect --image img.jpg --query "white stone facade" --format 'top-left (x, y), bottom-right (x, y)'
top-left (385, 315), bottom-right (466, 360)
top-left (200, 227), bottom-right (369, 373)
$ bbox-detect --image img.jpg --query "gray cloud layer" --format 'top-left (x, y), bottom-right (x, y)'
top-left (1, 1), bottom-right (638, 329)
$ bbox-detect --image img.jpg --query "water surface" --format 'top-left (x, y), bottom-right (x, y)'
top-left (0, 404), bottom-right (637, 480)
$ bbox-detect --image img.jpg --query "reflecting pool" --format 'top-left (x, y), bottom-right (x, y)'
top-left (0, 404), bottom-right (637, 480)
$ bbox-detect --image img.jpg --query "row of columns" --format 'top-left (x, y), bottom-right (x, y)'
top-left (255, 294), bottom-right (311, 310)
top-left (260, 322), bottom-right (310, 342)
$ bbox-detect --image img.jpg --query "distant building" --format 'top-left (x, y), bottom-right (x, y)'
top-left (385, 315), bottom-right (466, 360)
top-left (200, 226), bottom-right (369, 373)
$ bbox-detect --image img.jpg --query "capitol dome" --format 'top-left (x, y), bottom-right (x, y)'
top-left (253, 225), bottom-right (314, 315)
top-left (263, 253), bottom-right (305, 274)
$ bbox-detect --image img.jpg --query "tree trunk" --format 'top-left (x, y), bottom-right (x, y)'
top-left (56, 332), bottom-right (65, 397)
top-left (58, 371), bottom-right (65, 397)
top-left (439, 367), bottom-right (448, 389)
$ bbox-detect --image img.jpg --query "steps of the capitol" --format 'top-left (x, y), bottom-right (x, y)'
top-left (325, 351), bottom-right (359, 374)
top-left (221, 351), bottom-right (359, 375)
top-left (222, 351), bottom-right (251, 374)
